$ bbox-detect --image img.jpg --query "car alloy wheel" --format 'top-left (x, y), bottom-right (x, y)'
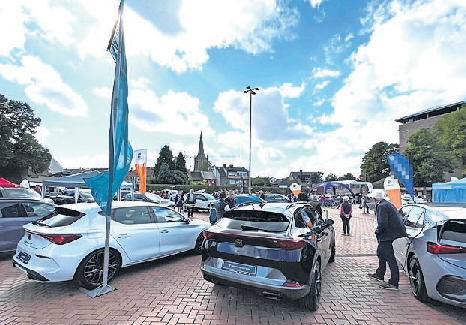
top-left (75, 248), bottom-right (121, 289)
top-left (299, 261), bottom-right (322, 311)
top-left (408, 256), bottom-right (428, 302)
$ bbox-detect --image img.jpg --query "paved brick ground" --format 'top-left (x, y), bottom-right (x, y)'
top-left (1, 206), bottom-right (465, 324)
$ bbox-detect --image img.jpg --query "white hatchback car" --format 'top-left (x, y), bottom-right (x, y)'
top-left (13, 201), bottom-right (210, 289)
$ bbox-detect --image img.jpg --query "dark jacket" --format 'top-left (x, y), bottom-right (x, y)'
top-left (185, 193), bottom-right (196, 205)
top-left (340, 201), bottom-right (352, 218)
top-left (225, 197), bottom-right (236, 209)
top-left (215, 199), bottom-right (228, 221)
top-left (375, 199), bottom-right (406, 241)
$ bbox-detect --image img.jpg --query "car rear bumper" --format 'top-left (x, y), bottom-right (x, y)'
top-left (201, 262), bottom-right (310, 300)
top-left (12, 260), bottom-right (49, 282)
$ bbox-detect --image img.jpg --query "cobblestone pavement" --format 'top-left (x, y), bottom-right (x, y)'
top-left (1, 206), bottom-right (465, 325)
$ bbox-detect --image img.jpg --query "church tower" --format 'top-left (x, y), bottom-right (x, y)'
top-left (194, 131), bottom-right (208, 171)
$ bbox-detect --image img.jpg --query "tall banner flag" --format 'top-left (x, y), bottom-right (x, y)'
top-left (82, 0), bottom-right (132, 296)
top-left (134, 149), bottom-right (147, 194)
top-left (387, 153), bottom-right (415, 199)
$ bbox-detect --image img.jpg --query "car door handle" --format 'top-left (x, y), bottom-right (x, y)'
top-left (118, 234), bottom-right (130, 238)
top-left (160, 229), bottom-right (169, 233)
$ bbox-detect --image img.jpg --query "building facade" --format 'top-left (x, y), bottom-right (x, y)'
top-left (213, 164), bottom-right (248, 189)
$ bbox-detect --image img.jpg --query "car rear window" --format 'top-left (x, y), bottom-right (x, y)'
top-left (440, 220), bottom-right (466, 243)
top-left (32, 207), bottom-right (85, 228)
top-left (219, 210), bottom-right (289, 232)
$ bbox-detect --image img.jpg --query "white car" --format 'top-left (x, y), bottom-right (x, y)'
top-left (194, 192), bottom-right (216, 211)
top-left (12, 201), bottom-right (210, 289)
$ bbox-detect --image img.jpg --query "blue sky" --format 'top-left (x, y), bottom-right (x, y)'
top-left (1, 0), bottom-right (465, 178)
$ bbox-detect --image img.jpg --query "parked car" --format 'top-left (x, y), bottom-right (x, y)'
top-left (261, 193), bottom-right (290, 203)
top-left (63, 189), bottom-right (95, 203)
top-left (234, 194), bottom-right (265, 206)
top-left (193, 192), bottom-right (216, 211)
top-left (200, 202), bottom-right (335, 311)
top-left (393, 203), bottom-right (466, 308)
top-left (0, 187), bottom-right (53, 204)
top-left (0, 199), bottom-right (55, 253)
top-left (125, 192), bottom-right (174, 207)
top-left (13, 201), bottom-right (210, 289)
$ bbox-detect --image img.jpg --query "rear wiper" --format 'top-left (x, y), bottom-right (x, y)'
top-left (240, 225), bottom-right (281, 232)
top-left (31, 221), bottom-right (51, 227)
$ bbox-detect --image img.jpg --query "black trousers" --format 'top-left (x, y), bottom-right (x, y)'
top-left (376, 240), bottom-right (399, 286)
top-left (186, 204), bottom-right (194, 217)
top-left (340, 216), bottom-right (350, 234)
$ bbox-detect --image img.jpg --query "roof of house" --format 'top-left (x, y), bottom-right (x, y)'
top-left (395, 101), bottom-right (465, 124)
top-left (190, 171), bottom-right (204, 181)
top-left (201, 171), bottom-right (215, 180)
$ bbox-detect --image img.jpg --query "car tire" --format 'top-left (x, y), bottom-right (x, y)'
top-left (328, 242), bottom-right (335, 263)
top-left (408, 256), bottom-right (429, 302)
top-left (74, 248), bottom-right (122, 290)
top-left (193, 233), bottom-right (204, 255)
top-left (299, 261), bottom-right (322, 311)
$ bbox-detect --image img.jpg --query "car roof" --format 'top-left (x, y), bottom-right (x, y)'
top-left (0, 198), bottom-right (52, 204)
top-left (404, 203), bottom-right (466, 220)
top-left (61, 201), bottom-right (161, 213)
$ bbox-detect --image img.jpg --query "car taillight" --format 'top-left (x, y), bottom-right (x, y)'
top-left (203, 230), bottom-right (214, 240)
top-left (427, 242), bottom-right (466, 254)
top-left (276, 239), bottom-right (306, 250)
top-left (39, 234), bottom-right (82, 245)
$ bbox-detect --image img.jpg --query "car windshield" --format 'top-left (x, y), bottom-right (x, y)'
top-left (219, 210), bottom-right (289, 232)
top-left (2, 188), bottom-right (41, 199)
top-left (80, 191), bottom-right (93, 199)
top-left (236, 196), bottom-right (262, 205)
top-left (32, 207), bottom-right (85, 228)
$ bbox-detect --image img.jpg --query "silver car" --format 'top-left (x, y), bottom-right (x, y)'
top-left (393, 203), bottom-right (466, 307)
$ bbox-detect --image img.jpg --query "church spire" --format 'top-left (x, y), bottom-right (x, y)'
top-left (198, 131), bottom-right (205, 156)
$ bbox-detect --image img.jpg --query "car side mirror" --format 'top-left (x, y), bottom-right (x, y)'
top-left (326, 219), bottom-right (334, 226)
top-left (184, 218), bottom-right (191, 224)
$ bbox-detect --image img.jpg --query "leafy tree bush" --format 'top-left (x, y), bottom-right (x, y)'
top-left (360, 142), bottom-right (399, 183)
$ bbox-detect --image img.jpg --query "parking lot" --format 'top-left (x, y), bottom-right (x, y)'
top-left (1, 207), bottom-right (465, 325)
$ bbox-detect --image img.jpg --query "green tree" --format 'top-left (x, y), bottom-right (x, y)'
top-left (309, 171), bottom-right (323, 184)
top-left (156, 162), bottom-right (172, 184)
top-left (434, 106), bottom-right (466, 174)
top-left (154, 145), bottom-right (174, 177)
top-left (360, 142), bottom-right (399, 183)
top-left (404, 128), bottom-right (453, 188)
top-left (325, 173), bottom-right (338, 182)
top-left (174, 152), bottom-right (187, 173)
top-left (339, 173), bottom-right (356, 180)
top-left (0, 94), bottom-right (51, 178)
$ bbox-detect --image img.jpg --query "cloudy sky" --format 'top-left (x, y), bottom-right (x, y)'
top-left (1, 0), bottom-right (465, 178)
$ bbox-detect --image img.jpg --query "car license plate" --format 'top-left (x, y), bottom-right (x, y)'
top-left (222, 261), bottom-right (256, 276)
top-left (17, 251), bottom-right (31, 264)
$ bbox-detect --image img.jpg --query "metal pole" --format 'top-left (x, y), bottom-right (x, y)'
top-left (249, 91), bottom-right (252, 194)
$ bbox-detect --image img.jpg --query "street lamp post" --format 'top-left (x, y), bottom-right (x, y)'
top-left (244, 86), bottom-right (259, 194)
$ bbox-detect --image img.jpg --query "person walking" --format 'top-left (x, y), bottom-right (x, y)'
top-left (368, 190), bottom-right (407, 290)
top-left (225, 191), bottom-right (236, 209)
top-left (185, 189), bottom-right (196, 218)
top-left (362, 194), bottom-right (370, 214)
top-left (175, 190), bottom-right (184, 213)
top-left (214, 192), bottom-right (228, 224)
top-left (340, 196), bottom-right (352, 236)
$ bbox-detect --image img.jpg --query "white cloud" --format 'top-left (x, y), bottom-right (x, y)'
top-left (125, 82), bottom-right (213, 136)
top-left (77, 0), bottom-right (298, 73)
top-left (278, 82), bottom-right (306, 98)
top-left (313, 98), bottom-right (326, 106)
top-left (213, 85), bottom-right (312, 141)
top-left (56, 153), bottom-right (108, 169)
top-left (35, 126), bottom-right (50, 147)
top-left (314, 80), bottom-right (330, 91)
top-left (312, 68), bottom-right (341, 78)
top-left (306, 0), bottom-right (326, 8)
top-left (0, 56), bottom-right (88, 116)
top-left (258, 146), bottom-right (285, 164)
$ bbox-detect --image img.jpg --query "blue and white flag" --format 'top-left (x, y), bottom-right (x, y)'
top-left (85, 0), bottom-right (133, 216)
top-left (387, 153), bottom-right (414, 199)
